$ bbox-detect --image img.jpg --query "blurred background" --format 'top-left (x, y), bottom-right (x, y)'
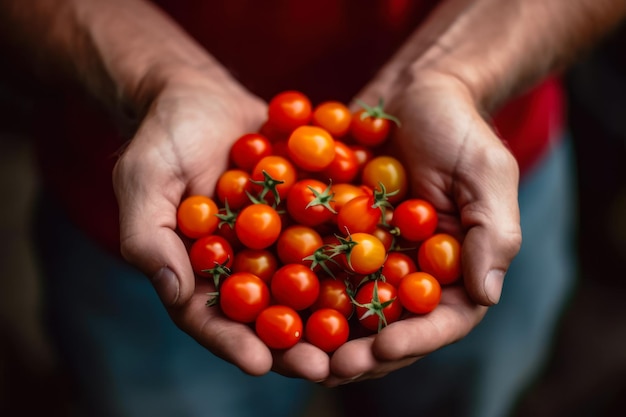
top-left (1, 23), bottom-right (625, 417)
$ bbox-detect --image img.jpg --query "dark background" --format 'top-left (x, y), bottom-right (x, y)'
top-left (1, 23), bottom-right (625, 417)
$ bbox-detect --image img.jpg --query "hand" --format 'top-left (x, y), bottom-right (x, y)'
top-left (323, 71), bottom-right (522, 386)
top-left (111, 68), bottom-right (318, 377)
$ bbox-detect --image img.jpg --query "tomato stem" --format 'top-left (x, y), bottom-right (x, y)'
top-left (355, 98), bottom-right (401, 127)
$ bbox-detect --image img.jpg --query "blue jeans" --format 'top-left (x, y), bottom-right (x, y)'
top-left (34, 138), bottom-right (576, 417)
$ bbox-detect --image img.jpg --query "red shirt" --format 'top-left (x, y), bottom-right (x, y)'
top-left (33, 0), bottom-right (564, 255)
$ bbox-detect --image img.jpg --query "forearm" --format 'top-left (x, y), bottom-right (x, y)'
top-left (384, 0), bottom-right (626, 110)
top-left (0, 0), bottom-right (235, 116)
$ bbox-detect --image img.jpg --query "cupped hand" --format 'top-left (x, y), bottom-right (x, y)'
top-left (323, 71), bottom-right (522, 385)
top-left (112, 69), bottom-right (331, 380)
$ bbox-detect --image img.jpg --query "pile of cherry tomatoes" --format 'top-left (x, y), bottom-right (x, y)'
top-left (176, 90), bottom-right (462, 353)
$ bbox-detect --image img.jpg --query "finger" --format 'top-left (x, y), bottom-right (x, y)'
top-left (271, 342), bottom-right (331, 382)
top-left (113, 128), bottom-right (195, 307)
top-left (455, 125), bottom-right (522, 306)
top-left (371, 286), bottom-right (487, 361)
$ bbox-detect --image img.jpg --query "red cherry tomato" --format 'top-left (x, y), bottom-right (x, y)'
top-left (287, 125), bottom-right (336, 172)
top-left (320, 140), bottom-right (359, 184)
top-left (219, 272), bottom-right (270, 323)
top-left (275, 225), bottom-right (323, 266)
top-left (267, 90), bottom-right (312, 133)
top-left (312, 278), bottom-right (354, 319)
top-left (270, 264), bottom-right (320, 311)
top-left (286, 179), bottom-right (336, 227)
top-left (354, 280), bottom-right (402, 332)
top-left (417, 233), bottom-right (462, 285)
top-left (337, 195), bottom-right (381, 235)
top-left (381, 251), bottom-right (417, 287)
top-left (231, 249), bottom-right (278, 283)
top-left (255, 305), bottom-right (303, 349)
top-left (305, 308), bottom-right (350, 353)
top-left (350, 109), bottom-right (390, 147)
top-left (229, 133), bottom-right (273, 171)
top-left (215, 169), bottom-right (252, 210)
top-left (311, 101), bottom-right (352, 138)
top-left (251, 155), bottom-right (297, 204)
top-left (398, 272), bottom-right (441, 314)
top-left (188, 235), bottom-right (234, 277)
top-left (351, 145), bottom-right (374, 172)
top-left (235, 204), bottom-right (282, 250)
top-left (177, 195), bottom-right (219, 239)
top-left (391, 198), bottom-right (438, 242)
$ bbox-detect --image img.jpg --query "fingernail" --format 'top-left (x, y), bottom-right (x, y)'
top-left (152, 266), bottom-right (180, 306)
top-left (484, 269), bottom-right (505, 305)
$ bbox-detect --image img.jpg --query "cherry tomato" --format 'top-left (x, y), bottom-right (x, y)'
top-left (354, 280), bottom-right (402, 332)
top-left (311, 101), bottom-right (352, 138)
top-left (275, 225), bottom-right (323, 266)
top-left (417, 233), bottom-right (462, 285)
top-left (361, 156), bottom-right (408, 204)
top-left (349, 109), bottom-right (389, 147)
top-left (267, 90), bottom-right (312, 133)
top-left (391, 198), bottom-right (438, 242)
top-left (347, 232), bottom-right (387, 275)
top-left (177, 195), bottom-right (219, 239)
top-left (255, 305), bottom-right (303, 349)
top-left (231, 249), bottom-right (278, 283)
top-left (286, 179), bottom-right (336, 227)
top-left (351, 145), bottom-right (374, 173)
top-left (270, 264), bottom-right (320, 311)
top-left (188, 234), bottom-right (234, 277)
top-left (312, 278), bottom-right (354, 319)
top-left (229, 133), bottom-right (273, 171)
top-left (251, 155), bottom-right (297, 204)
top-left (215, 169), bottom-right (252, 210)
top-left (305, 308), bottom-right (350, 353)
top-left (219, 272), bottom-right (270, 323)
top-left (337, 195), bottom-right (381, 235)
top-left (287, 125), bottom-right (336, 172)
top-left (235, 204), bottom-right (282, 250)
top-left (320, 140), bottom-right (359, 184)
top-left (381, 251), bottom-right (417, 287)
top-left (398, 272), bottom-right (441, 314)
top-left (329, 183), bottom-right (364, 212)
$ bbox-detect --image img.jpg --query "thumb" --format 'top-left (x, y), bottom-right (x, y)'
top-left (112, 135), bottom-right (195, 308)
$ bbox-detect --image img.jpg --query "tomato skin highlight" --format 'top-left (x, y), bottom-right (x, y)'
top-left (305, 308), bottom-right (350, 353)
top-left (235, 204), bottom-right (282, 250)
top-left (219, 272), bottom-right (270, 323)
top-left (320, 140), bottom-right (359, 184)
top-left (287, 125), bottom-right (336, 172)
top-left (418, 233), bottom-right (462, 285)
top-left (188, 235), bottom-right (234, 277)
top-left (255, 305), bottom-right (303, 349)
top-left (177, 195), bottom-right (219, 239)
top-left (392, 198), bottom-right (438, 242)
top-left (270, 264), bottom-right (320, 311)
